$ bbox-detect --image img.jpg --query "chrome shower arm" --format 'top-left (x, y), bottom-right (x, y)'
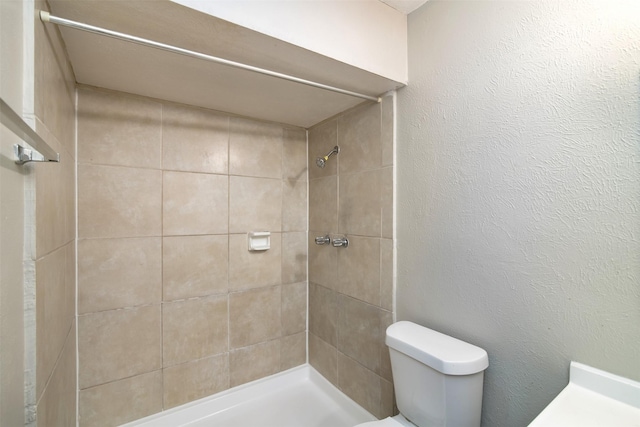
top-left (315, 146), bottom-right (340, 168)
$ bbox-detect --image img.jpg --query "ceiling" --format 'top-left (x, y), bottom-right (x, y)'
top-left (48, 1), bottom-right (408, 128)
top-left (380, 0), bottom-right (429, 14)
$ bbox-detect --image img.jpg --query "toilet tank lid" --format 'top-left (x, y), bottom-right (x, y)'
top-left (386, 321), bottom-right (489, 375)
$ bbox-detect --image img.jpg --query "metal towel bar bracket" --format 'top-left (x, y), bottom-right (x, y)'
top-left (1, 98), bottom-right (60, 165)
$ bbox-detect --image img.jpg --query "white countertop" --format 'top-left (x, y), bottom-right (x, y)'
top-left (529, 362), bottom-right (640, 426)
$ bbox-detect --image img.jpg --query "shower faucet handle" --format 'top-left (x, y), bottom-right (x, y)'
top-left (332, 236), bottom-right (349, 248)
top-left (315, 235), bottom-right (331, 245)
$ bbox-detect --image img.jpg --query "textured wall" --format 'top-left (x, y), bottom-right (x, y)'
top-left (397, 1), bottom-right (640, 426)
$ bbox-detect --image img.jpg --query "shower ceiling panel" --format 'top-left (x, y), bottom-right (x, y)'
top-left (48, 0), bottom-right (405, 128)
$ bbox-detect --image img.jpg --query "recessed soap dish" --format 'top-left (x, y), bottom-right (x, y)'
top-left (248, 232), bottom-right (270, 251)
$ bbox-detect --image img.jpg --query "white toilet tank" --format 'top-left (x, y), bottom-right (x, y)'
top-left (386, 321), bottom-right (489, 427)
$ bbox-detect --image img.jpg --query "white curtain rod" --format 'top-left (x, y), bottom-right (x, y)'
top-left (40, 11), bottom-right (382, 103)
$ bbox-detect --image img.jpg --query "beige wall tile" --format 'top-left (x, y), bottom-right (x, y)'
top-left (78, 305), bottom-right (161, 389)
top-left (337, 295), bottom-right (381, 374)
top-left (283, 128), bottom-right (307, 181)
top-left (309, 176), bottom-right (337, 233)
top-left (162, 103), bottom-right (229, 174)
top-left (381, 95), bottom-right (394, 167)
top-left (37, 325), bottom-right (76, 427)
top-left (163, 235), bottom-right (228, 301)
top-left (64, 146), bottom-right (76, 239)
top-left (337, 353), bottom-right (382, 418)
top-left (282, 232), bottom-right (307, 285)
top-left (38, 21), bottom-right (75, 153)
top-left (338, 236), bottom-right (381, 305)
top-left (70, 84), bottom-right (397, 417)
top-left (379, 377), bottom-right (396, 419)
top-left (34, 11), bottom-right (77, 426)
top-left (228, 233), bottom-right (281, 290)
top-left (229, 117), bottom-right (283, 179)
top-left (281, 332), bottom-right (306, 371)
top-left (308, 119), bottom-right (338, 179)
top-left (78, 237), bottom-right (162, 314)
top-left (308, 232), bottom-right (338, 289)
top-left (380, 239), bottom-right (394, 312)
top-left (379, 310), bottom-right (393, 382)
top-left (229, 176), bottom-right (282, 233)
top-left (381, 166), bottom-right (393, 239)
top-left (338, 103), bottom-right (381, 174)
top-left (163, 171), bottom-right (229, 236)
top-left (282, 282), bottom-right (307, 336)
top-left (309, 283), bottom-right (337, 347)
top-left (65, 241), bottom-right (76, 334)
top-left (338, 169), bottom-right (381, 237)
top-left (163, 295), bottom-right (228, 367)
top-left (34, 5), bottom-right (46, 120)
top-left (78, 165), bottom-right (162, 239)
top-left (229, 286), bottom-right (281, 349)
top-left (309, 333), bottom-right (337, 387)
top-left (35, 147), bottom-right (74, 258)
top-left (163, 354), bottom-right (229, 409)
top-left (36, 245), bottom-right (73, 399)
top-left (79, 371), bottom-right (162, 427)
top-left (229, 340), bottom-right (281, 387)
top-left (77, 87), bottom-right (162, 169)
top-left (282, 179), bottom-right (307, 232)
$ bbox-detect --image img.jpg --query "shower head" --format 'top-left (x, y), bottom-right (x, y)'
top-left (315, 146), bottom-right (339, 168)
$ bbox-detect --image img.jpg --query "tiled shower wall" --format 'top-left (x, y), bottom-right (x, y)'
top-left (76, 86), bottom-right (307, 426)
top-left (33, 1), bottom-right (77, 425)
top-left (308, 96), bottom-right (395, 419)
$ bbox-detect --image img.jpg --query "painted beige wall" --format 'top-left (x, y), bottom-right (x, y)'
top-left (173, 0), bottom-right (408, 84)
top-left (397, 1), bottom-right (640, 426)
top-left (75, 86), bottom-right (308, 426)
top-left (307, 96), bottom-right (395, 419)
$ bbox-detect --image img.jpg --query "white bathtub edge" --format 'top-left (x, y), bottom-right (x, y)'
top-left (120, 364), bottom-right (377, 427)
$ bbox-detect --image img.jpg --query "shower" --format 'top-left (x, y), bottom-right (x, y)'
top-left (315, 145), bottom-right (339, 168)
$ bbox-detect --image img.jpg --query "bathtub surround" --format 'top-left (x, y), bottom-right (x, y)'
top-left (397, 2), bottom-right (640, 426)
top-left (76, 86), bottom-right (307, 425)
top-left (28, 0), bottom-right (78, 425)
top-left (308, 95), bottom-right (396, 419)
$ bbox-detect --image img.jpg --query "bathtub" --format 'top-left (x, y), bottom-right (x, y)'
top-left (121, 364), bottom-right (377, 427)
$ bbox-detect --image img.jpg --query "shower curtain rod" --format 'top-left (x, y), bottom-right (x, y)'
top-left (40, 11), bottom-right (382, 103)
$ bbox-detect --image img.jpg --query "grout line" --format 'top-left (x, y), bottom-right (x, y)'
top-left (159, 102), bottom-right (165, 410)
top-left (305, 128), bottom-right (310, 365)
top-left (226, 115), bottom-right (231, 375)
top-left (74, 87), bottom-right (80, 427)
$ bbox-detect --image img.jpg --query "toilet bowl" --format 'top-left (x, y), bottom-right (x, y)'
top-left (354, 321), bottom-right (489, 427)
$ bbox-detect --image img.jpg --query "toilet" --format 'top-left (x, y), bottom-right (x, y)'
top-left (356, 321), bottom-right (489, 427)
